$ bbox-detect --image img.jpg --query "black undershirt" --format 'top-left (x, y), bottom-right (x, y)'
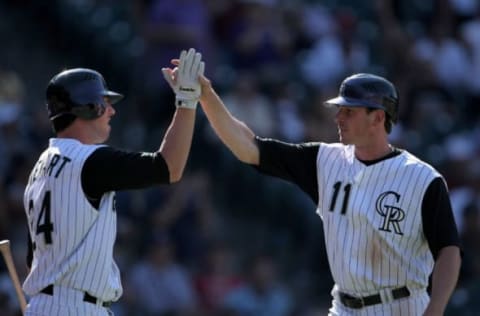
top-left (253, 137), bottom-right (461, 260)
top-left (81, 147), bottom-right (170, 208)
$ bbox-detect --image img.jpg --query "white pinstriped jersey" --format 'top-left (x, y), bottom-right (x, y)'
top-left (23, 138), bottom-right (121, 302)
top-left (317, 143), bottom-right (439, 294)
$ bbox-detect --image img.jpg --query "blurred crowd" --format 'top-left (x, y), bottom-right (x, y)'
top-left (0, 0), bottom-right (479, 315)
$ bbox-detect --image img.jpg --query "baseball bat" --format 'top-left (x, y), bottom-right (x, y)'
top-left (0, 240), bottom-right (27, 314)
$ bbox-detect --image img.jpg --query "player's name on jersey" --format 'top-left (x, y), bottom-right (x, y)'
top-left (28, 153), bottom-right (71, 184)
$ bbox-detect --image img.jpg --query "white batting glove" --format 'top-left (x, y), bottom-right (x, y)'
top-left (162, 48), bottom-right (205, 109)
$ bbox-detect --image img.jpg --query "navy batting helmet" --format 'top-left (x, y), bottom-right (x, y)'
top-left (46, 68), bottom-right (123, 120)
top-left (325, 73), bottom-right (399, 123)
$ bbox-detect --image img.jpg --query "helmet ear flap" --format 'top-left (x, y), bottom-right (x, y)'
top-left (70, 103), bottom-right (106, 120)
top-left (46, 85), bottom-right (73, 120)
top-left (384, 97), bottom-right (398, 123)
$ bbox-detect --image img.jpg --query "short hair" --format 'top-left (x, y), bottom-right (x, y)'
top-left (366, 108), bottom-right (393, 134)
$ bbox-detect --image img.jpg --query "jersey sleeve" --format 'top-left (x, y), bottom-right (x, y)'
top-left (81, 147), bottom-right (170, 200)
top-left (422, 177), bottom-right (462, 260)
top-left (254, 136), bottom-right (320, 203)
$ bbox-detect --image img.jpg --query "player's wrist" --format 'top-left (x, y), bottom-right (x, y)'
top-left (175, 84), bottom-right (200, 109)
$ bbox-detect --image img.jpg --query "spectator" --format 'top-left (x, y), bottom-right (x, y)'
top-left (132, 0), bottom-right (215, 130)
top-left (220, 71), bottom-right (276, 138)
top-left (300, 5), bottom-right (369, 89)
top-left (221, 253), bottom-right (293, 316)
top-left (126, 233), bottom-right (198, 316)
top-left (223, 0), bottom-right (294, 81)
top-left (149, 171), bottom-right (221, 266)
top-left (194, 242), bottom-right (243, 315)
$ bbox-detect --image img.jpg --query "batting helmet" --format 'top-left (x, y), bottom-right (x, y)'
top-left (324, 73), bottom-right (399, 123)
top-left (46, 68), bottom-right (123, 120)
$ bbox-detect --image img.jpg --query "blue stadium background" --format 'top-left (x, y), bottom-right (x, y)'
top-left (0, 0), bottom-right (479, 315)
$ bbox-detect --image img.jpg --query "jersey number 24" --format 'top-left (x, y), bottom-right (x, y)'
top-left (28, 191), bottom-right (54, 245)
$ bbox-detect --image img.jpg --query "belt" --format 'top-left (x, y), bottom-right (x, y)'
top-left (338, 286), bottom-right (410, 309)
top-left (40, 284), bottom-right (112, 308)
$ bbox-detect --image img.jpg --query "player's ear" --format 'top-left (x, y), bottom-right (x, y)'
top-left (372, 109), bottom-right (385, 126)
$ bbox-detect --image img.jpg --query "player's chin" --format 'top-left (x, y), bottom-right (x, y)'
top-left (338, 131), bottom-right (348, 144)
top-left (339, 134), bottom-right (353, 145)
top-left (100, 127), bottom-right (111, 142)
top-left (99, 134), bottom-right (110, 143)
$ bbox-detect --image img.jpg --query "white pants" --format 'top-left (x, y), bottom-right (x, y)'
top-left (328, 285), bottom-right (429, 316)
top-left (25, 285), bottom-right (113, 316)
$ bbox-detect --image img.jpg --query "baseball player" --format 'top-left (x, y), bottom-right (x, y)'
top-left (22, 48), bottom-right (204, 316)
top-left (185, 70), bottom-right (462, 315)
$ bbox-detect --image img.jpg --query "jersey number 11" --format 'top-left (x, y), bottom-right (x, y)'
top-left (329, 182), bottom-right (352, 215)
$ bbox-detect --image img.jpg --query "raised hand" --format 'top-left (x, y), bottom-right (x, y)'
top-left (162, 48), bottom-right (205, 109)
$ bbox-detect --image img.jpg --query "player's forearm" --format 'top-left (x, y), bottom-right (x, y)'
top-left (425, 246), bottom-right (461, 315)
top-left (159, 108), bottom-right (196, 182)
top-left (200, 84), bottom-right (259, 165)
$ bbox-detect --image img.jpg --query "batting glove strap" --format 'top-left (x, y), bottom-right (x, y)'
top-left (175, 98), bottom-right (198, 109)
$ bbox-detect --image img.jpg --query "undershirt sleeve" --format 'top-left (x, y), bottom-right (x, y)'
top-left (26, 228), bottom-right (33, 269)
top-left (422, 177), bottom-right (462, 260)
top-left (81, 147), bottom-right (170, 201)
top-left (253, 136), bottom-right (320, 203)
